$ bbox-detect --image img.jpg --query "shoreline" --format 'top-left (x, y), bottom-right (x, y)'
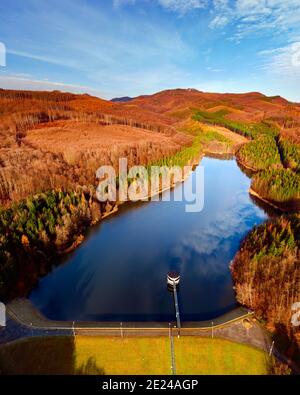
top-left (60, 151), bottom-right (285, 256)
top-left (248, 187), bottom-right (289, 213)
top-left (235, 156), bottom-right (258, 172)
top-left (59, 153), bottom-right (204, 255)
top-left (249, 187), bottom-right (295, 213)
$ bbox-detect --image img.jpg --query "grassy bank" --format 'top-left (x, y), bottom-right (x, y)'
top-left (279, 137), bottom-right (300, 173)
top-left (192, 109), bottom-right (278, 139)
top-left (236, 135), bottom-right (282, 171)
top-left (0, 336), bottom-right (268, 375)
top-left (0, 189), bottom-right (102, 300)
top-left (251, 169), bottom-right (300, 210)
top-left (192, 109), bottom-right (300, 208)
top-left (227, 120), bottom-right (300, 209)
top-left (148, 119), bottom-right (236, 169)
top-left (148, 130), bottom-right (202, 169)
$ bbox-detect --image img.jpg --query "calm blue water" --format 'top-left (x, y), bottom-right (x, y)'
top-left (29, 157), bottom-right (268, 322)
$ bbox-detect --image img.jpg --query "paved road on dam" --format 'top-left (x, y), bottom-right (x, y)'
top-left (0, 298), bottom-right (269, 352)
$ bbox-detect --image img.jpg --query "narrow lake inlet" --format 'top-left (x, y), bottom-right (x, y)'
top-left (29, 157), bottom-right (268, 322)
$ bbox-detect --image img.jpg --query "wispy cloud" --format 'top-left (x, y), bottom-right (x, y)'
top-left (0, 74), bottom-right (108, 97)
top-left (115, 0), bottom-right (208, 14)
top-left (209, 0), bottom-right (300, 42)
top-left (259, 41), bottom-right (300, 78)
top-left (1, 0), bottom-right (192, 93)
top-left (206, 66), bottom-right (223, 72)
top-left (8, 49), bottom-right (82, 70)
top-left (209, 15), bottom-right (229, 29)
top-left (116, 0), bottom-right (300, 41)
top-left (157, 0), bottom-right (207, 13)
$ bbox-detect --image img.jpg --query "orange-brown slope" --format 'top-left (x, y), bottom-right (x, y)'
top-left (121, 88), bottom-right (300, 143)
top-left (0, 89), bottom-right (191, 205)
top-left (128, 88), bottom-right (299, 126)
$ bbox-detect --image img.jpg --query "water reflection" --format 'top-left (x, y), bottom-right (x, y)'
top-left (29, 157), bottom-right (268, 322)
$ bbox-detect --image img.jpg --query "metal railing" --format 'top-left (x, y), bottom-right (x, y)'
top-left (172, 281), bottom-right (181, 337)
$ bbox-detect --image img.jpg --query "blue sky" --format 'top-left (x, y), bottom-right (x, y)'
top-left (0, 0), bottom-right (300, 101)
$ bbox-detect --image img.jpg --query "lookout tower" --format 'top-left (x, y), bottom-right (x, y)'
top-left (167, 272), bottom-right (181, 337)
top-left (167, 271), bottom-right (180, 287)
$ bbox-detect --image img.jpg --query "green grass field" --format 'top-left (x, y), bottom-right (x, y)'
top-left (174, 337), bottom-right (268, 375)
top-left (0, 335), bottom-right (269, 375)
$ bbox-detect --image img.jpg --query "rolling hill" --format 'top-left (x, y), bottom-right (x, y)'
top-left (0, 88), bottom-right (299, 206)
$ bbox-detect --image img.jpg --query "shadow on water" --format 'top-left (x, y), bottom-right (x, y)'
top-left (236, 159), bottom-right (256, 179)
top-left (249, 194), bottom-right (282, 218)
top-left (204, 152), bottom-right (235, 161)
top-left (0, 336), bottom-right (105, 375)
top-left (52, 198), bottom-right (153, 273)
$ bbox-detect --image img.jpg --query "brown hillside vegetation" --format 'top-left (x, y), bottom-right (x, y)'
top-left (1, 88), bottom-right (300, 206)
top-left (231, 214), bottom-right (300, 367)
top-left (130, 89), bottom-right (299, 124)
top-left (128, 89), bottom-right (300, 142)
top-left (0, 89), bottom-right (191, 205)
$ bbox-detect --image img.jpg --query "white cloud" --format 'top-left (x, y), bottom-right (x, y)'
top-left (236, 0), bottom-right (271, 16)
top-left (0, 75), bottom-right (109, 98)
top-left (291, 42), bottom-right (300, 67)
top-left (115, 0), bottom-right (300, 37)
top-left (0, 42), bottom-right (6, 67)
top-left (259, 41), bottom-right (300, 78)
top-left (8, 49), bottom-right (82, 70)
top-left (209, 15), bottom-right (229, 28)
top-left (3, 0), bottom-right (194, 98)
top-left (213, 0), bottom-right (229, 8)
top-left (206, 66), bottom-right (223, 72)
top-left (157, 0), bottom-right (207, 13)
top-left (209, 0), bottom-right (300, 41)
top-left (115, 0), bottom-right (208, 13)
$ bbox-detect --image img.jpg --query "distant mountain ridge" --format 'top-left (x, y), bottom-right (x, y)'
top-left (111, 96), bottom-right (133, 102)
